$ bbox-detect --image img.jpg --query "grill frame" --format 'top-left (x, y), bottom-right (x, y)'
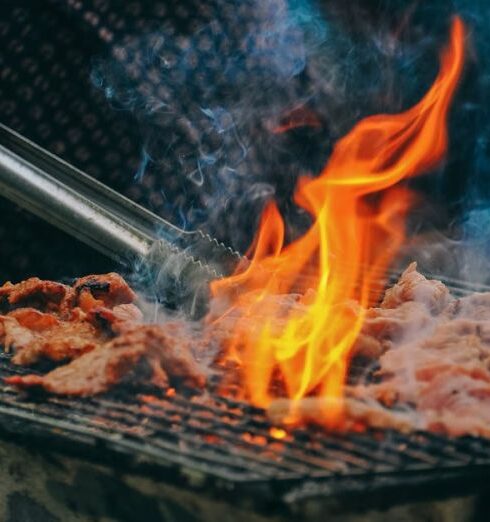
top-left (1, 274), bottom-right (490, 514)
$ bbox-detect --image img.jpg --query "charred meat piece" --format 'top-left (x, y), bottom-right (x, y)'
top-left (0, 273), bottom-right (142, 366)
top-left (0, 278), bottom-right (70, 313)
top-left (71, 273), bottom-right (136, 311)
top-left (5, 325), bottom-right (205, 396)
top-left (87, 304), bottom-right (143, 334)
top-left (0, 273), bottom-right (136, 318)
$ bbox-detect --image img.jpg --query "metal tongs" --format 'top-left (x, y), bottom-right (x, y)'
top-left (0, 124), bottom-right (242, 315)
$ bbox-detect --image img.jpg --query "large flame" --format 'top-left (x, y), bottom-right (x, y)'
top-left (210, 18), bottom-right (466, 426)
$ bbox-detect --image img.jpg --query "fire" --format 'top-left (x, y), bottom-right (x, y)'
top-left (269, 427), bottom-right (288, 440)
top-left (210, 18), bottom-right (466, 426)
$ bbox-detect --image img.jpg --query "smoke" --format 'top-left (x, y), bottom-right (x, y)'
top-left (443, 1), bottom-right (490, 261)
top-left (395, 0), bottom-right (490, 287)
top-left (397, 206), bottom-right (490, 289)
top-left (91, 0), bottom-right (321, 251)
top-left (91, 0), bottom-right (465, 254)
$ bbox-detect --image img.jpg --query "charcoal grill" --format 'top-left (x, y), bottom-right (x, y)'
top-left (0, 278), bottom-right (490, 522)
top-left (0, 123), bottom-right (489, 522)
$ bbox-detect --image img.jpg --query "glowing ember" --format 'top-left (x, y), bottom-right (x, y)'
top-left (210, 18), bottom-right (466, 427)
top-left (269, 427), bottom-right (288, 440)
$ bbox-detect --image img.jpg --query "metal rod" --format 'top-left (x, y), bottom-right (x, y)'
top-left (0, 141), bottom-right (154, 264)
top-left (0, 124), bottom-right (193, 249)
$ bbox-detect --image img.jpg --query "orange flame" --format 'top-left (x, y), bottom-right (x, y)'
top-left (210, 18), bottom-right (466, 426)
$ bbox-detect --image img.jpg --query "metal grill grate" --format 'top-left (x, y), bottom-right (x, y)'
top-left (1, 355), bottom-right (490, 495)
top-left (0, 275), bottom-right (490, 505)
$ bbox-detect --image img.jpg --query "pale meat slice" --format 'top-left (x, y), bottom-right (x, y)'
top-left (268, 396), bottom-right (416, 433)
top-left (352, 263), bottom-right (453, 360)
top-left (349, 265), bottom-right (490, 436)
top-left (378, 322), bottom-right (490, 379)
top-left (353, 300), bottom-right (435, 359)
top-left (381, 262), bottom-right (452, 312)
top-left (5, 325), bottom-right (206, 396)
top-left (418, 368), bottom-right (490, 437)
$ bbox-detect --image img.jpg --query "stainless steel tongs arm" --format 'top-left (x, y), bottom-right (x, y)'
top-left (0, 124), bottom-right (188, 261)
top-left (0, 124), bottom-right (242, 313)
top-left (0, 123), bottom-right (241, 268)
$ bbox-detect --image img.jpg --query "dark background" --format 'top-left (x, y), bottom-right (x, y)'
top-left (0, 0), bottom-right (487, 284)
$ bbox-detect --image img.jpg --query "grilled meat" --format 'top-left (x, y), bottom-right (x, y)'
top-left (352, 263), bottom-right (456, 360)
top-left (268, 396), bottom-right (414, 433)
top-left (0, 278), bottom-right (69, 313)
top-left (6, 325), bottom-right (205, 396)
top-left (348, 264), bottom-right (490, 437)
top-left (6, 265), bottom-right (490, 439)
top-left (0, 272), bottom-right (135, 316)
top-left (266, 264), bottom-right (490, 438)
top-left (0, 273), bottom-right (139, 366)
top-left (1, 273), bottom-right (205, 396)
top-left (380, 263), bottom-right (452, 312)
top-left (1, 313), bottom-right (103, 365)
top-left (72, 273), bottom-right (137, 310)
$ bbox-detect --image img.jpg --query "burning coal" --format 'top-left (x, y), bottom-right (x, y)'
top-left (210, 17), bottom-right (466, 427)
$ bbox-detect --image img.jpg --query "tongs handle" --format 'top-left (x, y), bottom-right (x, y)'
top-left (0, 124), bottom-right (190, 261)
top-left (0, 141), bottom-right (147, 264)
top-left (0, 124), bottom-right (242, 313)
